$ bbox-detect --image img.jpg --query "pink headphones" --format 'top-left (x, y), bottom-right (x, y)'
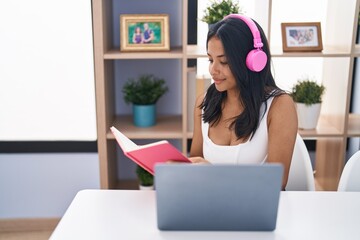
top-left (224, 14), bottom-right (267, 72)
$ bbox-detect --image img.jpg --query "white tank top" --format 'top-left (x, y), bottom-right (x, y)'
top-left (202, 97), bottom-right (274, 164)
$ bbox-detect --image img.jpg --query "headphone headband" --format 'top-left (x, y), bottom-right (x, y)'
top-left (224, 14), bottom-right (263, 48)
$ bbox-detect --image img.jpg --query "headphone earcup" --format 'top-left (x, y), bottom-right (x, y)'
top-left (246, 49), bottom-right (267, 72)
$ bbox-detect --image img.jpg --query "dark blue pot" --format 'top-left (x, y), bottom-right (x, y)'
top-left (133, 104), bottom-right (156, 127)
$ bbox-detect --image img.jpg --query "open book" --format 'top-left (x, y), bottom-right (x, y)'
top-left (110, 126), bottom-right (190, 175)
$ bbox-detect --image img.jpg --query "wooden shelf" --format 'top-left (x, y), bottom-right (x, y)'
top-left (270, 46), bottom-right (351, 58)
top-left (298, 116), bottom-right (344, 138)
top-left (186, 131), bottom-right (193, 139)
top-left (353, 45), bottom-right (360, 56)
top-left (347, 114), bottom-right (360, 136)
top-left (107, 115), bottom-right (183, 139)
top-left (104, 47), bottom-right (183, 59)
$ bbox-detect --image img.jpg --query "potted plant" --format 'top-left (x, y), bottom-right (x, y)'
top-left (291, 78), bottom-right (325, 129)
top-left (122, 74), bottom-right (168, 127)
top-left (136, 165), bottom-right (154, 190)
top-left (201, 0), bottom-right (243, 25)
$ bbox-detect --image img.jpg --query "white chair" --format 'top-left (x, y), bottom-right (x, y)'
top-left (337, 150), bottom-right (360, 192)
top-left (286, 134), bottom-right (316, 191)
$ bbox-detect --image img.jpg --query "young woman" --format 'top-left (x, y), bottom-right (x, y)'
top-left (189, 15), bottom-right (298, 190)
top-left (132, 26), bottom-right (143, 44)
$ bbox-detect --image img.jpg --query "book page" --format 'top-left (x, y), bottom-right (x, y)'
top-left (136, 140), bottom-right (169, 150)
top-left (110, 126), bottom-right (138, 152)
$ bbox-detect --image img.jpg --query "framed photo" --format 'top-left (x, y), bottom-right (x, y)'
top-left (120, 14), bottom-right (170, 52)
top-left (281, 22), bottom-right (323, 52)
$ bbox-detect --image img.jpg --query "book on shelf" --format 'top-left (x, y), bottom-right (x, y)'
top-left (110, 126), bottom-right (190, 175)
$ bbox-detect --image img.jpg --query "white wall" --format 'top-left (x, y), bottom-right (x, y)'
top-left (0, 153), bottom-right (99, 218)
top-left (0, 0), bottom-right (99, 219)
top-left (0, 0), bottom-right (96, 141)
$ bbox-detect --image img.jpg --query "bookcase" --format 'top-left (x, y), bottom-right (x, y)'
top-left (92, 0), bottom-right (360, 190)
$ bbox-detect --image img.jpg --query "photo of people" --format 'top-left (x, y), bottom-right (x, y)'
top-left (120, 14), bottom-right (169, 52)
top-left (286, 26), bottom-right (318, 47)
top-left (128, 22), bottom-right (161, 45)
top-left (281, 22), bottom-right (322, 52)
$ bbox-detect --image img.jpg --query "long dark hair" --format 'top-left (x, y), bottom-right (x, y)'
top-left (201, 16), bottom-right (284, 140)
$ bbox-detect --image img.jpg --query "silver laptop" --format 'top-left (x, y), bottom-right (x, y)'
top-left (155, 164), bottom-right (283, 231)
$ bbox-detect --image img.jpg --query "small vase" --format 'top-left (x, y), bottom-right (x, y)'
top-left (133, 104), bottom-right (156, 127)
top-left (296, 103), bottom-right (321, 130)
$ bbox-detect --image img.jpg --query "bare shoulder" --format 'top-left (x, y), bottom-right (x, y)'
top-left (272, 93), bottom-right (294, 104)
top-left (193, 93), bottom-right (205, 115)
top-left (270, 93), bottom-right (296, 112)
top-left (268, 93), bottom-right (297, 127)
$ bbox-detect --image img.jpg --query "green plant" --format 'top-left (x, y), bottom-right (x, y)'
top-left (291, 78), bottom-right (325, 106)
top-left (122, 74), bottom-right (168, 105)
top-left (201, 0), bottom-right (242, 24)
top-left (136, 165), bottom-right (154, 186)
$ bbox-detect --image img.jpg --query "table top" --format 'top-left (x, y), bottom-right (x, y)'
top-left (50, 190), bottom-right (360, 240)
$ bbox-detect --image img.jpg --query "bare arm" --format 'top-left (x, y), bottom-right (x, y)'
top-left (190, 94), bottom-right (204, 157)
top-left (267, 94), bottom-right (298, 190)
top-left (189, 94), bottom-right (212, 164)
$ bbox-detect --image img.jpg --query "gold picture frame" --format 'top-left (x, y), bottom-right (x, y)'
top-left (281, 22), bottom-right (323, 52)
top-left (120, 14), bottom-right (170, 52)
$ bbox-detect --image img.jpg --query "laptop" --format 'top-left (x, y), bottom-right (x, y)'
top-left (155, 164), bottom-right (283, 231)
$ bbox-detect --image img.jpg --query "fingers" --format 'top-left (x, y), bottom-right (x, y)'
top-left (188, 157), bottom-right (210, 164)
top-left (166, 157), bottom-right (210, 165)
top-left (166, 160), bottom-right (188, 164)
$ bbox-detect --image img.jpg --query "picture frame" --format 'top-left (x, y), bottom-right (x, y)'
top-left (281, 22), bottom-right (323, 52)
top-left (120, 14), bottom-right (170, 52)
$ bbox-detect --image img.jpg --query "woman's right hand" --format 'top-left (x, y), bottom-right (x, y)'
top-left (189, 157), bottom-right (211, 164)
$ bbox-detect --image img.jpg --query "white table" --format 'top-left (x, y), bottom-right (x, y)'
top-left (50, 190), bottom-right (360, 240)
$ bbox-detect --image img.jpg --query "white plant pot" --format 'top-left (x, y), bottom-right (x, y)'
top-left (139, 185), bottom-right (154, 190)
top-left (296, 103), bottom-right (321, 130)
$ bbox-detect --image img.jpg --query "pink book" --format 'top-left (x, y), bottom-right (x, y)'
top-left (110, 126), bottom-right (190, 175)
